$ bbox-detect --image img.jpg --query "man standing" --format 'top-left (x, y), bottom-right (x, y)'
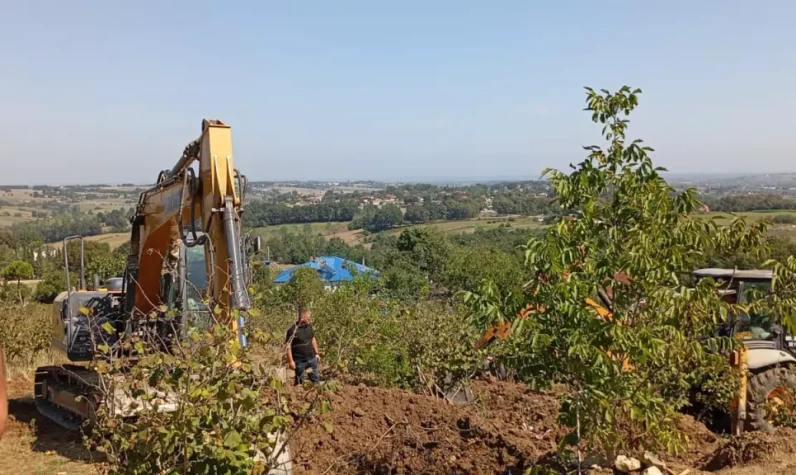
top-left (286, 306), bottom-right (321, 385)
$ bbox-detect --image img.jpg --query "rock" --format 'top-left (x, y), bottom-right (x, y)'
top-left (570, 454), bottom-right (610, 468)
top-left (615, 455), bottom-right (642, 473)
top-left (643, 451), bottom-right (667, 469)
top-left (352, 407), bottom-right (366, 417)
top-left (642, 467), bottom-right (663, 475)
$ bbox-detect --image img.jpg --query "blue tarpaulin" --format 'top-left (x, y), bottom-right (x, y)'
top-left (273, 256), bottom-right (378, 284)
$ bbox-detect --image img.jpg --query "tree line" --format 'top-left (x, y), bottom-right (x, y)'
top-left (702, 193), bottom-right (796, 212)
top-left (245, 201), bottom-right (357, 227)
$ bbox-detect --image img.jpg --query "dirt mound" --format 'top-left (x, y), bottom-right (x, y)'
top-left (700, 429), bottom-right (796, 471)
top-left (673, 414), bottom-right (721, 466)
top-left (290, 380), bottom-right (565, 474)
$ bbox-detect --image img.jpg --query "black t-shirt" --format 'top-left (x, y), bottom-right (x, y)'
top-left (286, 324), bottom-right (315, 361)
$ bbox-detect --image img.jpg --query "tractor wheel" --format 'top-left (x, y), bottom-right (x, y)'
top-left (746, 366), bottom-right (796, 432)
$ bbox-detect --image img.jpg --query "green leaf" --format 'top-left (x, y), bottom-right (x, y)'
top-left (223, 430), bottom-right (242, 448)
top-left (323, 422), bottom-right (334, 434)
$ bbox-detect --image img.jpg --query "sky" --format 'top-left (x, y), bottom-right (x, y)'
top-left (0, 1), bottom-right (794, 185)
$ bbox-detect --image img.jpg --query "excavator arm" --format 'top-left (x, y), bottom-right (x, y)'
top-left (124, 119), bottom-right (251, 343)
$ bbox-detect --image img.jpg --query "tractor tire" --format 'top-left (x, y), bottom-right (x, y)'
top-left (745, 366), bottom-right (796, 433)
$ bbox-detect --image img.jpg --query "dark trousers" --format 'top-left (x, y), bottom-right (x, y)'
top-left (295, 357), bottom-right (320, 385)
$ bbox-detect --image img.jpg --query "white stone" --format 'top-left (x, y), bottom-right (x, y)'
top-left (615, 455), bottom-right (642, 473)
top-left (642, 467), bottom-right (663, 475)
top-left (643, 451), bottom-right (667, 469)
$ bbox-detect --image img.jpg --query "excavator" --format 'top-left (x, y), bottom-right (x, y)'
top-left (34, 119), bottom-right (261, 428)
top-left (477, 269), bottom-right (796, 434)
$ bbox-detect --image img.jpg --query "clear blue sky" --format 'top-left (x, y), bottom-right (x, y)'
top-left (1, 1), bottom-right (794, 184)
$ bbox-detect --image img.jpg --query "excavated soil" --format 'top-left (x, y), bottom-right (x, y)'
top-left (10, 368), bottom-right (796, 474)
top-left (289, 380), bottom-right (565, 474)
top-left (288, 379), bottom-right (796, 475)
top-left (699, 428), bottom-right (796, 473)
top-left (287, 379), bottom-right (749, 475)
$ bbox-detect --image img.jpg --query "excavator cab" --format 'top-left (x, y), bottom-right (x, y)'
top-left (159, 237), bottom-right (212, 332)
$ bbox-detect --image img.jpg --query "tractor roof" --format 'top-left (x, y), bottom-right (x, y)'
top-left (693, 268), bottom-right (773, 280)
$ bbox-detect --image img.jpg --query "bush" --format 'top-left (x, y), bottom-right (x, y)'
top-left (772, 214), bottom-right (796, 224)
top-left (251, 278), bottom-right (485, 391)
top-left (0, 303), bottom-right (50, 363)
top-left (0, 282), bottom-right (33, 305)
top-left (35, 271), bottom-right (71, 303)
top-left (90, 324), bottom-right (309, 475)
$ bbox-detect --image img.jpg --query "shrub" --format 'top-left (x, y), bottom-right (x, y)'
top-left (772, 213), bottom-right (796, 224)
top-left (252, 278), bottom-right (485, 391)
top-left (89, 324), bottom-right (310, 475)
top-left (0, 303), bottom-right (50, 363)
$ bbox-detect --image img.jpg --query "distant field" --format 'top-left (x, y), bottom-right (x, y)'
top-left (250, 221), bottom-right (352, 240)
top-left (381, 216), bottom-right (541, 237)
top-left (0, 187), bottom-right (135, 227)
top-left (48, 232), bottom-right (129, 250)
top-left (250, 217), bottom-right (543, 247)
top-left (699, 210), bottom-right (796, 225)
top-left (25, 210), bottom-right (796, 253)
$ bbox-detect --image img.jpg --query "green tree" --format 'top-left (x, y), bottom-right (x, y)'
top-left (365, 204), bottom-right (404, 233)
top-left (282, 266), bottom-right (325, 309)
top-left (2, 260), bottom-right (34, 303)
top-left (442, 244), bottom-right (524, 294)
top-left (34, 270), bottom-right (72, 303)
top-left (403, 204), bottom-right (429, 224)
top-left (395, 227), bottom-right (451, 280)
top-left (464, 86), bottom-right (767, 454)
top-left (86, 250), bottom-right (126, 282)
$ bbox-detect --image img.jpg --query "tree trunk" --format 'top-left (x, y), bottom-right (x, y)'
top-left (16, 277), bottom-right (23, 305)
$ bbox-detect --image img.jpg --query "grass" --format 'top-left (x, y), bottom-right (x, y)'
top-left (248, 217), bottom-right (544, 247)
top-left (250, 221), bottom-right (351, 240)
top-left (699, 210), bottom-right (796, 225)
top-left (378, 216), bottom-right (542, 239)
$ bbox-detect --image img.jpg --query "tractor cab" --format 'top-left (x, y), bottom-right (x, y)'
top-left (693, 268), bottom-right (796, 433)
top-left (693, 268), bottom-right (795, 353)
top-left (694, 268), bottom-right (795, 350)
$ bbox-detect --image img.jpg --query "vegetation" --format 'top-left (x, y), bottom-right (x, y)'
top-left (7, 86), bottom-right (796, 473)
top-left (703, 193), bottom-right (796, 212)
top-left (245, 201), bottom-right (357, 227)
top-left (464, 86), bottom-right (768, 453)
top-left (1, 260), bottom-right (34, 303)
top-left (0, 304), bottom-right (50, 363)
top-left (90, 324), bottom-right (303, 474)
top-left (250, 272), bottom-right (485, 391)
top-left (349, 203), bottom-right (404, 232)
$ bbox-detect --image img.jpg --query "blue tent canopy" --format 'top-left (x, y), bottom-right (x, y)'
top-left (273, 256), bottom-right (378, 284)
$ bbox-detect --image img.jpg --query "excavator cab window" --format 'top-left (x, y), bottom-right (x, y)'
top-left (184, 246), bottom-right (207, 308)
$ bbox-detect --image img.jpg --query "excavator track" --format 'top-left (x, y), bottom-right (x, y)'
top-left (34, 365), bottom-right (101, 431)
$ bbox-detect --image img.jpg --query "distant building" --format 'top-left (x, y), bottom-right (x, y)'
top-left (273, 256), bottom-right (379, 290)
